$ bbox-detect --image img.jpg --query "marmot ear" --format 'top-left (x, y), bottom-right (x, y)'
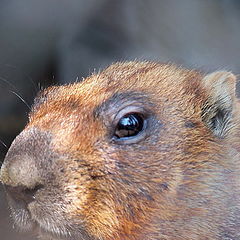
top-left (201, 71), bottom-right (237, 137)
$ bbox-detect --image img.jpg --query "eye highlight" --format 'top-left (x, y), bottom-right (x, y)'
top-left (114, 113), bottom-right (144, 139)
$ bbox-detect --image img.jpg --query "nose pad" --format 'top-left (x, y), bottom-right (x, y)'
top-left (5, 184), bottom-right (44, 205)
top-left (1, 154), bottom-right (42, 189)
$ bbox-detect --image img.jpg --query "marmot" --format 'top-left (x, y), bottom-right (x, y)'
top-left (1, 61), bottom-right (240, 240)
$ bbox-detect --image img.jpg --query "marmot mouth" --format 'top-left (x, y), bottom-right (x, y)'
top-left (5, 190), bottom-right (91, 240)
top-left (2, 184), bottom-right (46, 230)
top-left (6, 193), bottom-right (70, 239)
top-left (4, 188), bottom-right (37, 232)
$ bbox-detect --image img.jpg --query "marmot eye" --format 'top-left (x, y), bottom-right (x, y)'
top-left (114, 113), bottom-right (144, 139)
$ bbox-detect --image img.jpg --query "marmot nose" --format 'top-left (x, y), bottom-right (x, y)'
top-left (0, 153), bottom-right (44, 205)
top-left (0, 128), bottom-right (50, 201)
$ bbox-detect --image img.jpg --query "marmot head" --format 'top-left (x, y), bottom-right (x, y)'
top-left (1, 62), bottom-right (239, 240)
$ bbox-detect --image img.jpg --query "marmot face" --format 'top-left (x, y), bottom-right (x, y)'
top-left (1, 62), bottom-right (240, 240)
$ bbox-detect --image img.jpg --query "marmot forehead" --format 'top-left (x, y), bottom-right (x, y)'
top-left (29, 61), bottom-right (203, 137)
top-left (32, 61), bottom-right (202, 114)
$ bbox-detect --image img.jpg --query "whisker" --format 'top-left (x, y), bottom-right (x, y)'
top-left (74, 76), bottom-right (79, 83)
top-left (4, 64), bottom-right (39, 93)
top-left (0, 139), bottom-right (7, 149)
top-left (0, 76), bottom-right (18, 91)
top-left (38, 81), bottom-right (45, 91)
top-left (9, 90), bottom-right (31, 110)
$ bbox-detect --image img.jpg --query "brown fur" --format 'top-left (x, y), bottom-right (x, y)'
top-left (1, 61), bottom-right (240, 240)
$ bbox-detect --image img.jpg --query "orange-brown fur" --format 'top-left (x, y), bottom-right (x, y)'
top-left (1, 61), bottom-right (240, 240)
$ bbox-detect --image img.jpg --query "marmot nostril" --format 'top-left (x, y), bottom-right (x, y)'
top-left (5, 184), bottom-right (44, 205)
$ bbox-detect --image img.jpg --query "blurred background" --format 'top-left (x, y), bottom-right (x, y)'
top-left (0, 0), bottom-right (240, 239)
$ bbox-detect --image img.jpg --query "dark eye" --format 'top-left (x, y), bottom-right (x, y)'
top-left (114, 113), bottom-right (144, 139)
